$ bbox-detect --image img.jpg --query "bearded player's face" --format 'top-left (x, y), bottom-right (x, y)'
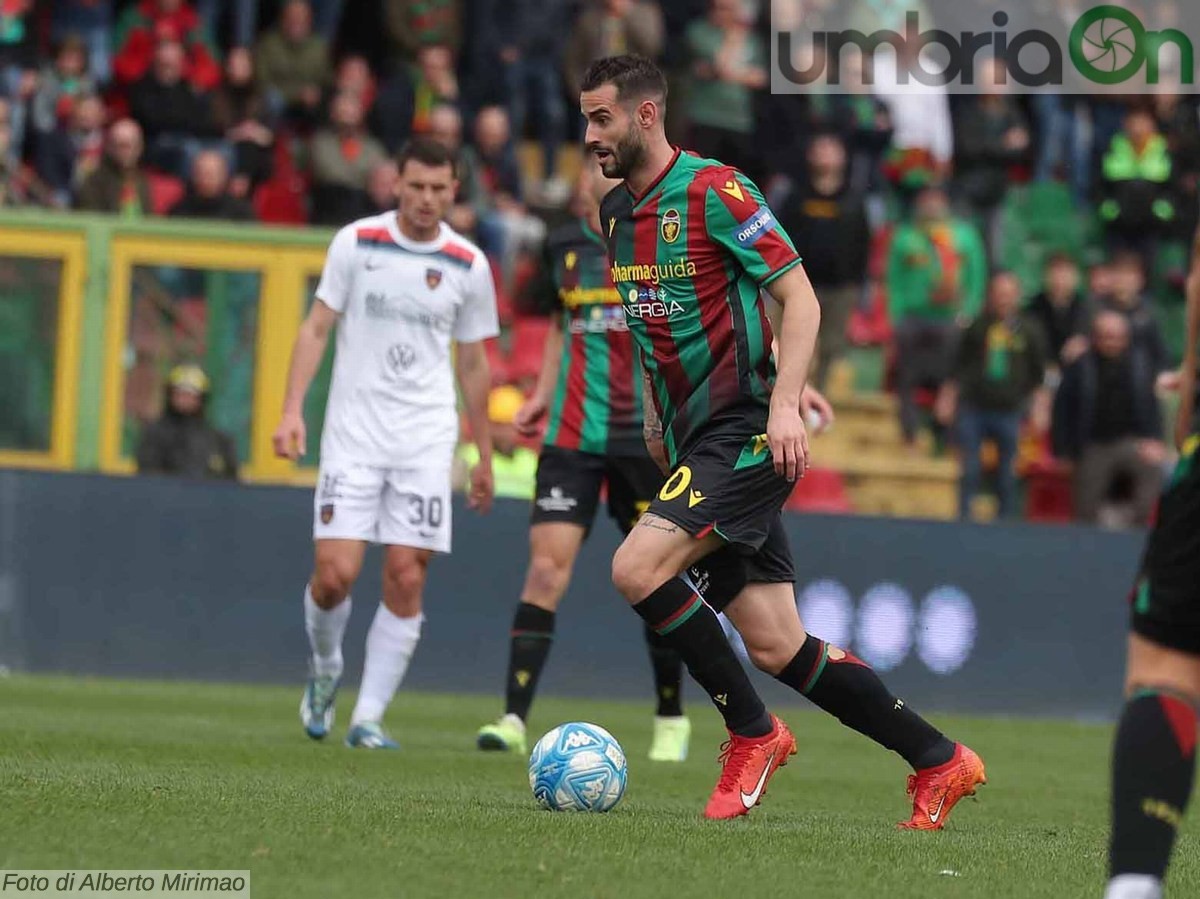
top-left (581, 85), bottom-right (646, 181)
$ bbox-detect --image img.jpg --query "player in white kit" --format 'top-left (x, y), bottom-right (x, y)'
top-left (273, 138), bottom-right (499, 749)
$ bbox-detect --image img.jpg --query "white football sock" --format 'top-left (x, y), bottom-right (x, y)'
top-left (304, 585), bottom-right (351, 679)
top-left (351, 605), bottom-right (423, 725)
top-left (1104, 874), bottom-right (1163, 899)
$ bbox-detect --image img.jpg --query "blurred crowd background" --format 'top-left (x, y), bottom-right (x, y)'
top-left (2, 0), bottom-right (1198, 529)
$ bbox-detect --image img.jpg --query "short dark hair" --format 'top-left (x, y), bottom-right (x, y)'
top-left (580, 54), bottom-right (668, 105)
top-left (396, 137), bottom-right (457, 177)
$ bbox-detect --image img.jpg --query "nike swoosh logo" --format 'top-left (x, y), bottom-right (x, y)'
top-left (739, 750), bottom-right (777, 809)
top-left (928, 792), bottom-right (947, 824)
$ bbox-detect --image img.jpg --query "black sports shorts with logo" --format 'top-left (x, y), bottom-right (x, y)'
top-left (531, 445), bottom-right (665, 537)
top-left (648, 416), bottom-right (796, 590)
top-left (1130, 436), bottom-right (1200, 655)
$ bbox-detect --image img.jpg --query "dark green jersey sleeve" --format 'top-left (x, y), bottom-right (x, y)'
top-left (702, 170), bottom-right (802, 285)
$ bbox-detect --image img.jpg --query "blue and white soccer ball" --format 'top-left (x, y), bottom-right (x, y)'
top-left (528, 722), bottom-right (628, 812)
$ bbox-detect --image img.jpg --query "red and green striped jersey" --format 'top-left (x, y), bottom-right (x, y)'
top-left (600, 149), bottom-right (803, 464)
top-left (539, 219), bottom-right (644, 456)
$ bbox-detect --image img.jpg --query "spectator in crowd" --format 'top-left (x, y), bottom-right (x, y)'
top-left (487, 0), bottom-right (570, 196)
top-left (1052, 309), bottom-right (1166, 528)
top-left (1100, 104), bottom-right (1176, 266)
top-left (136, 363), bottom-right (239, 480)
top-left (937, 270), bottom-right (1048, 520)
top-left (308, 90), bottom-right (387, 226)
top-left (113, 0), bottom-right (222, 91)
top-left (50, 1), bottom-right (113, 83)
top-left (195, 0), bottom-right (258, 50)
top-left (254, 0), bottom-right (329, 127)
top-left (887, 183), bottom-right (988, 446)
top-left (952, 56), bottom-right (1030, 263)
top-left (330, 54), bottom-right (376, 112)
top-left (1027, 253), bottom-right (1092, 369)
top-left (34, 92), bottom-right (105, 208)
top-left (469, 104), bottom-right (545, 284)
top-left (1155, 88), bottom-right (1200, 239)
top-left (874, 41), bottom-right (954, 175)
top-left (128, 38), bottom-right (219, 176)
top-left (777, 132), bottom-right (870, 391)
top-left (1101, 251), bottom-right (1172, 377)
top-left (0, 0), bottom-right (37, 167)
top-left (684, 0), bottom-right (767, 178)
top-left (411, 45), bottom-right (459, 135)
top-left (76, 118), bottom-right (153, 216)
top-left (29, 36), bottom-right (95, 147)
top-left (453, 385), bottom-right (537, 500)
top-left (564, 0), bottom-right (664, 98)
top-left (427, 102), bottom-right (484, 237)
top-left (0, 98), bottom-right (23, 206)
top-left (385, 0), bottom-right (461, 62)
top-left (210, 47), bottom-right (273, 195)
top-left (363, 159), bottom-right (398, 215)
top-left (169, 149), bottom-right (254, 220)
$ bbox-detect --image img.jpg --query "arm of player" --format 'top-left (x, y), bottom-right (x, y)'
top-left (272, 299), bottom-right (337, 461)
top-left (516, 313), bottom-right (564, 437)
top-left (765, 264), bottom-right (821, 481)
top-left (456, 340), bottom-right (495, 514)
top-left (642, 368), bottom-right (670, 475)
top-left (1176, 229), bottom-right (1200, 450)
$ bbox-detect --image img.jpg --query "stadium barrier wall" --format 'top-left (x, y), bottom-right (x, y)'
top-left (0, 210), bottom-right (333, 485)
top-left (0, 470), bottom-right (1141, 718)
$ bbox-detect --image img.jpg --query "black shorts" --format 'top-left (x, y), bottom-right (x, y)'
top-left (531, 445), bottom-right (665, 536)
top-left (686, 516), bottom-right (795, 611)
top-left (1130, 448), bottom-right (1200, 655)
top-left (650, 422), bottom-right (796, 587)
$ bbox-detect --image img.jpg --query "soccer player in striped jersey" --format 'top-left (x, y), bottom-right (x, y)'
top-left (1106, 230), bottom-right (1200, 899)
top-left (476, 160), bottom-right (693, 762)
top-left (583, 55), bottom-right (984, 823)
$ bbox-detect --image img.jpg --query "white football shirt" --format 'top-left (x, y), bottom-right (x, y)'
top-left (314, 213), bottom-right (499, 467)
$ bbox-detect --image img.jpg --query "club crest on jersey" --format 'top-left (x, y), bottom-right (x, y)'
top-left (661, 208), bottom-right (681, 244)
top-left (565, 251), bottom-right (577, 270)
top-left (425, 267), bottom-right (443, 289)
top-left (320, 503), bottom-right (335, 524)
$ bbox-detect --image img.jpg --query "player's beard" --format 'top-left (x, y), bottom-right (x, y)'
top-left (603, 125), bottom-right (647, 181)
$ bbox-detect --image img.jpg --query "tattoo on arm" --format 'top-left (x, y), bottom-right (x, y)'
top-left (642, 371), bottom-right (663, 442)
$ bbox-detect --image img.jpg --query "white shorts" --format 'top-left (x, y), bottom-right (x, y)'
top-left (313, 461), bottom-right (453, 552)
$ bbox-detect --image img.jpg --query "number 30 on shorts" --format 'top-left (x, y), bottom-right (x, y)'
top-left (658, 466), bottom-right (693, 501)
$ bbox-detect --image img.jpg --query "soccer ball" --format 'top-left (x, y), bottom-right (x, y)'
top-left (528, 722), bottom-right (628, 812)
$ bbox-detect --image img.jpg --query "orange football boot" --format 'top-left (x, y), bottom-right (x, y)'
top-left (703, 714), bottom-right (797, 820)
top-left (899, 742), bottom-right (987, 830)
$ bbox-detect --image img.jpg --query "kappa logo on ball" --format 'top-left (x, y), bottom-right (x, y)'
top-left (563, 729), bottom-right (600, 750)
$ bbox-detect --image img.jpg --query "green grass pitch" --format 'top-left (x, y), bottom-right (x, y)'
top-left (2, 675), bottom-right (1197, 898)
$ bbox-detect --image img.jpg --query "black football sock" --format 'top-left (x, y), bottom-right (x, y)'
top-left (776, 635), bottom-right (955, 770)
top-left (1109, 689), bottom-right (1197, 884)
top-left (633, 578), bottom-right (770, 737)
top-left (503, 603), bottom-right (555, 721)
top-left (644, 625), bottom-right (684, 717)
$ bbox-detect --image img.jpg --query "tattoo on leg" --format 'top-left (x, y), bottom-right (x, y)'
top-left (638, 515), bottom-right (680, 534)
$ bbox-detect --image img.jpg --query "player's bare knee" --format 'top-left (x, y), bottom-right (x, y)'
top-left (611, 548), bottom-right (661, 604)
top-left (744, 641), bottom-right (793, 677)
top-left (523, 553), bottom-right (570, 609)
top-left (312, 561), bottom-right (355, 605)
top-left (383, 556), bottom-right (428, 610)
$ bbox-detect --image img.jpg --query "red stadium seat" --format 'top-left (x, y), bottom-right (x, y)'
top-left (146, 172), bottom-right (184, 215)
top-left (784, 467), bottom-right (853, 514)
